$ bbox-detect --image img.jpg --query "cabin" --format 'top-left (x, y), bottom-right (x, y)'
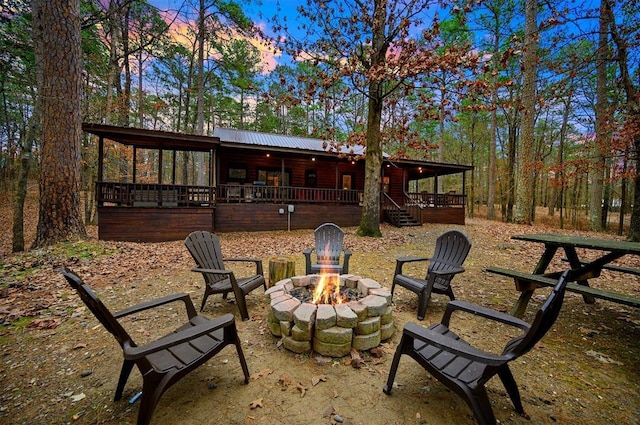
top-left (84, 123), bottom-right (473, 242)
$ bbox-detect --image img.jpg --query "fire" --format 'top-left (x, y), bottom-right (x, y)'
top-left (312, 273), bottom-right (345, 305)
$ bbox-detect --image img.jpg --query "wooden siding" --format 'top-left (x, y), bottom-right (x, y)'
top-left (98, 207), bottom-right (213, 242)
top-left (218, 149), bottom-right (365, 189)
top-left (214, 203), bottom-right (362, 232)
top-left (405, 205), bottom-right (466, 225)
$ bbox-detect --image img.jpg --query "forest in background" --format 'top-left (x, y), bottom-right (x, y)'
top-left (1, 0), bottom-right (639, 248)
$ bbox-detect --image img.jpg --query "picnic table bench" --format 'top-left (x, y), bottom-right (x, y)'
top-left (486, 233), bottom-right (640, 317)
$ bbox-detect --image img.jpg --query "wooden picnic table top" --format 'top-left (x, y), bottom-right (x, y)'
top-left (511, 233), bottom-right (640, 254)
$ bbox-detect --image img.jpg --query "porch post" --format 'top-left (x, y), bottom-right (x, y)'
top-left (172, 150), bottom-right (176, 184)
top-left (462, 171), bottom-right (466, 195)
top-left (133, 148), bottom-right (137, 183)
top-left (158, 148), bottom-right (163, 184)
top-left (210, 148), bottom-right (215, 186)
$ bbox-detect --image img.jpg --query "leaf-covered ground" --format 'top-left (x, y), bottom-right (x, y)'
top-left (1, 192), bottom-right (639, 424)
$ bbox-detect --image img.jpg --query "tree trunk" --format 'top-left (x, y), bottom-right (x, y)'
top-left (590, 0), bottom-right (610, 232)
top-left (514, 0), bottom-right (537, 224)
top-left (357, 0), bottom-right (386, 237)
top-left (119, 2), bottom-right (132, 126)
top-left (31, 0), bottom-right (87, 249)
top-left (603, 0), bottom-right (640, 241)
top-left (12, 100), bottom-right (41, 252)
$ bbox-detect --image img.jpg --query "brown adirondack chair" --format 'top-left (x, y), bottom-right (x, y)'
top-left (60, 268), bottom-right (250, 425)
top-left (383, 270), bottom-right (570, 425)
top-left (391, 229), bottom-right (471, 320)
top-left (303, 223), bottom-right (352, 274)
top-left (185, 230), bottom-right (266, 320)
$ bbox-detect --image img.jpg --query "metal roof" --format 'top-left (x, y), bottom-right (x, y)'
top-left (83, 123), bottom-right (472, 176)
top-left (213, 127), bottom-right (367, 157)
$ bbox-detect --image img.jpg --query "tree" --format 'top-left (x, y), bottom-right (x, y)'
top-left (514, 0), bottom-right (538, 224)
top-left (274, 0), bottom-right (478, 236)
top-left (220, 39), bottom-right (262, 129)
top-left (589, 0), bottom-right (610, 232)
top-left (31, 0), bottom-right (87, 248)
top-left (603, 0), bottom-right (640, 241)
top-left (474, 0), bottom-right (517, 220)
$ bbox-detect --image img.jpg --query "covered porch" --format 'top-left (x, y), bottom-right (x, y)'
top-left (85, 123), bottom-right (472, 242)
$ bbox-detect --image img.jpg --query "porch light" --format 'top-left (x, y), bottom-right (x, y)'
top-left (351, 161), bottom-right (355, 165)
top-left (311, 157), bottom-right (316, 161)
top-left (266, 153), bottom-right (270, 157)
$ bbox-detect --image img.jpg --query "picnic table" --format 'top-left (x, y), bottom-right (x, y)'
top-left (486, 233), bottom-right (640, 317)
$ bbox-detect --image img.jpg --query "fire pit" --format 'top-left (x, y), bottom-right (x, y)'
top-left (265, 274), bottom-right (394, 357)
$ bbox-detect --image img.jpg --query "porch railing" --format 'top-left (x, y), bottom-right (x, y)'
top-left (96, 182), bottom-right (464, 208)
top-left (404, 191), bottom-right (466, 208)
top-left (217, 183), bottom-right (362, 204)
top-left (96, 182), bottom-right (362, 206)
top-left (96, 182), bottom-right (215, 207)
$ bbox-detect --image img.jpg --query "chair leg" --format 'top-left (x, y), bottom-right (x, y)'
top-left (114, 359), bottom-right (135, 401)
top-left (498, 366), bottom-right (524, 414)
top-left (235, 335), bottom-right (251, 384)
top-left (235, 295), bottom-right (250, 321)
top-left (464, 386), bottom-right (497, 425)
top-left (200, 293), bottom-right (209, 312)
top-left (137, 376), bottom-right (169, 425)
top-left (417, 290), bottom-right (430, 320)
top-left (383, 333), bottom-right (411, 394)
top-left (446, 287), bottom-right (455, 300)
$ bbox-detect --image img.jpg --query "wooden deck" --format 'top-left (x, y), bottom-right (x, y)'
top-left (95, 182), bottom-right (466, 241)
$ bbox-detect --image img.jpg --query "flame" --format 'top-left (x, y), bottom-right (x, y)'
top-left (312, 273), bottom-right (344, 305)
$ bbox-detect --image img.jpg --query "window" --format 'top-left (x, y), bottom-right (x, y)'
top-left (342, 173), bottom-right (354, 190)
top-left (305, 169), bottom-right (317, 187)
top-left (257, 169), bottom-right (290, 186)
top-left (228, 164), bottom-right (247, 182)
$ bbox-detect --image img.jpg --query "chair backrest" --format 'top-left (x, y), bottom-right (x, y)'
top-left (185, 231), bottom-right (227, 285)
top-left (502, 270), bottom-right (569, 359)
top-left (314, 223), bottom-right (345, 264)
top-left (60, 267), bottom-right (132, 348)
top-left (429, 230), bottom-right (472, 275)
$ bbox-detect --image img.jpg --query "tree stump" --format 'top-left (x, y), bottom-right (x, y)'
top-left (268, 256), bottom-right (296, 287)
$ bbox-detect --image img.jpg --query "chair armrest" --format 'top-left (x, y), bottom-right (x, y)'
top-left (441, 300), bottom-right (531, 331)
top-left (303, 248), bottom-right (314, 274)
top-left (114, 292), bottom-right (197, 320)
top-left (123, 313), bottom-right (236, 360)
top-left (342, 249), bottom-right (352, 274)
top-left (403, 322), bottom-right (508, 366)
top-left (223, 258), bottom-right (264, 275)
top-left (191, 266), bottom-right (233, 276)
top-left (394, 256), bottom-right (430, 276)
top-left (224, 257), bottom-right (261, 263)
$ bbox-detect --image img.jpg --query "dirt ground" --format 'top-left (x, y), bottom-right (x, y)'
top-left (1, 193), bottom-right (639, 425)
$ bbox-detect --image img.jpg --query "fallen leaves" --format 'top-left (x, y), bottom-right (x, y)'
top-left (311, 374), bottom-right (327, 386)
top-left (249, 398), bottom-right (263, 409)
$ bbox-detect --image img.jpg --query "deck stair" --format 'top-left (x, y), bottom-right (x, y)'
top-left (384, 206), bottom-right (420, 227)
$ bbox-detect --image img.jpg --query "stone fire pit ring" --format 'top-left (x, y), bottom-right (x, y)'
top-left (265, 274), bottom-right (394, 357)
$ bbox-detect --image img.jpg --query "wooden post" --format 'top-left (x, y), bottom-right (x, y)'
top-left (268, 256), bottom-right (296, 287)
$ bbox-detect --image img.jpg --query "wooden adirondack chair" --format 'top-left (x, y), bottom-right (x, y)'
top-left (303, 223), bottom-right (352, 274)
top-left (185, 230), bottom-right (266, 320)
top-left (60, 268), bottom-right (250, 425)
top-left (391, 229), bottom-right (471, 320)
top-left (383, 270), bottom-right (570, 424)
